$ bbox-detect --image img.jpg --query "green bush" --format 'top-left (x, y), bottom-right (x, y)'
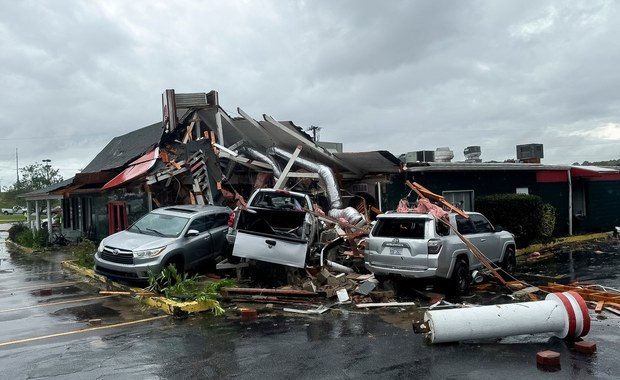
top-left (34, 228), bottom-right (49, 248)
top-left (15, 227), bottom-right (35, 247)
top-left (8, 224), bottom-right (49, 249)
top-left (8, 223), bottom-right (28, 242)
top-left (476, 193), bottom-right (556, 247)
top-left (72, 239), bottom-right (97, 268)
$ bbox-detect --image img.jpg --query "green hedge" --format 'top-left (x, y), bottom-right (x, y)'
top-left (476, 194), bottom-right (556, 247)
top-left (8, 223), bottom-right (49, 249)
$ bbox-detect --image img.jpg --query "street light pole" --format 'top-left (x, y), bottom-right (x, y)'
top-left (42, 159), bottom-right (51, 182)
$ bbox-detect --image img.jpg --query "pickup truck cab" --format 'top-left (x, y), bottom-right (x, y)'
top-left (2, 206), bottom-right (26, 215)
top-left (226, 189), bottom-right (318, 268)
top-left (364, 211), bottom-right (516, 294)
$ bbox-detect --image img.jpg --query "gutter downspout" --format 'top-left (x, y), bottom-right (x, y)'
top-left (376, 181), bottom-right (382, 212)
top-left (568, 169), bottom-right (573, 236)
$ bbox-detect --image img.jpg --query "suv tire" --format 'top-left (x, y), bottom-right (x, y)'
top-left (500, 246), bottom-right (516, 280)
top-left (449, 258), bottom-right (470, 295)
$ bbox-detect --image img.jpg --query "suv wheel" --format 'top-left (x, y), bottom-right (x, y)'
top-left (500, 247), bottom-right (516, 280)
top-left (449, 258), bottom-right (470, 295)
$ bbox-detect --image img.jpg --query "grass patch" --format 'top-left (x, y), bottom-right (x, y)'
top-left (0, 214), bottom-right (28, 223)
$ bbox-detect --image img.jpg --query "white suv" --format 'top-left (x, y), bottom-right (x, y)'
top-left (363, 211), bottom-right (516, 294)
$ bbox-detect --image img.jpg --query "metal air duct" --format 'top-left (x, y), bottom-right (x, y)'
top-left (267, 146), bottom-right (342, 209)
top-left (239, 146), bottom-right (283, 179)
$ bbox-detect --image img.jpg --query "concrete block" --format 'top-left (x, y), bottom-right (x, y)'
top-left (536, 350), bottom-right (561, 367)
top-left (316, 269), bottom-right (332, 285)
top-left (240, 308), bottom-right (257, 319)
top-left (574, 341), bottom-right (597, 354)
top-left (327, 273), bottom-right (347, 287)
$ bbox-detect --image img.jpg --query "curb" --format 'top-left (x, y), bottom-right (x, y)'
top-left (518, 233), bottom-right (610, 256)
top-left (61, 261), bottom-right (219, 316)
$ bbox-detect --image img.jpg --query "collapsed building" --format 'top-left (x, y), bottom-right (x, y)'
top-left (44, 89), bottom-right (402, 248)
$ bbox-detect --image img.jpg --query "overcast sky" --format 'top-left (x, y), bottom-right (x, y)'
top-left (1, 0), bottom-right (619, 189)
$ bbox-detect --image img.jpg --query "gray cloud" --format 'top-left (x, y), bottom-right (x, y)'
top-left (1, 0), bottom-right (619, 189)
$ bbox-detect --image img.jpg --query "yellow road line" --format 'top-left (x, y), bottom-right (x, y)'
top-left (0, 315), bottom-right (169, 347)
top-left (0, 295), bottom-right (118, 313)
top-left (0, 281), bottom-right (84, 293)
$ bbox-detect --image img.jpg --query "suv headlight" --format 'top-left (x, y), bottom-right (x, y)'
top-left (133, 247), bottom-right (166, 258)
top-left (98, 241), bottom-right (105, 253)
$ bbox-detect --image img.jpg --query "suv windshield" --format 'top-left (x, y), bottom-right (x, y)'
top-left (373, 218), bottom-right (427, 239)
top-left (128, 213), bottom-right (189, 238)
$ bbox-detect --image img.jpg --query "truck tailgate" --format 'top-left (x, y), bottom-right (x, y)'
top-left (231, 230), bottom-right (308, 268)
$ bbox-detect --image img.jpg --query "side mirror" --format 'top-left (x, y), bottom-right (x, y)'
top-left (494, 225), bottom-right (504, 232)
top-left (186, 229), bottom-right (199, 237)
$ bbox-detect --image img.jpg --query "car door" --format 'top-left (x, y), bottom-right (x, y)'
top-left (468, 214), bottom-right (502, 263)
top-left (205, 213), bottom-right (229, 258)
top-left (184, 215), bottom-right (213, 267)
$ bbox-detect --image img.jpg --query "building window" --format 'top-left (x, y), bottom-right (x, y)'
top-left (443, 190), bottom-right (474, 211)
top-left (573, 184), bottom-right (587, 217)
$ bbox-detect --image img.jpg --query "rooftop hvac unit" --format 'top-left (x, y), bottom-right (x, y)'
top-left (464, 146), bottom-right (482, 162)
top-left (516, 144), bottom-right (544, 162)
top-left (434, 147), bottom-right (454, 162)
top-left (405, 151), bottom-right (435, 164)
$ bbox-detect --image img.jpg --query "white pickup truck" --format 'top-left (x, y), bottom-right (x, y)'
top-left (226, 188), bottom-right (319, 268)
top-left (2, 206), bottom-right (26, 215)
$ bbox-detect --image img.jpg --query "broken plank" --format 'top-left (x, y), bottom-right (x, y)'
top-left (221, 287), bottom-right (321, 298)
top-left (355, 302), bottom-right (417, 308)
top-left (595, 300), bottom-right (605, 313)
top-left (283, 305), bottom-right (330, 315)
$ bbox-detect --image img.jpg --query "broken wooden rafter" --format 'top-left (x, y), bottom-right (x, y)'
top-left (273, 145), bottom-right (303, 190)
top-left (405, 180), bottom-right (510, 286)
top-left (146, 167), bottom-right (188, 185)
top-left (540, 282), bottom-right (620, 304)
top-left (405, 181), bottom-right (468, 218)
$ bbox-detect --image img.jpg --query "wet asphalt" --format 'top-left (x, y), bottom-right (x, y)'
top-left (1, 223), bottom-right (620, 379)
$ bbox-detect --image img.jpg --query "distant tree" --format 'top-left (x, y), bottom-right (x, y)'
top-left (588, 159), bottom-right (620, 166)
top-left (7, 162), bottom-right (63, 194)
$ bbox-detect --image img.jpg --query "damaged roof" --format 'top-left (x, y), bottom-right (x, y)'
top-left (81, 122), bottom-right (162, 173)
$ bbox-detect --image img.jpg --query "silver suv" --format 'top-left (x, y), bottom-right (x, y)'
top-left (364, 211), bottom-right (516, 294)
top-left (94, 205), bottom-right (231, 281)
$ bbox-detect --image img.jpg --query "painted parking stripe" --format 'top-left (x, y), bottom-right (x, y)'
top-left (0, 315), bottom-right (169, 347)
top-left (0, 295), bottom-right (118, 314)
top-left (0, 270), bottom-right (64, 279)
top-left (0, 281), bottom-right (84, 293)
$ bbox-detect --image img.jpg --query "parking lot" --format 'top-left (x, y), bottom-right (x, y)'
top-left (2, 223), bottom-right (620, 379)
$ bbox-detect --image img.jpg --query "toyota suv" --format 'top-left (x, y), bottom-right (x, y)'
top-left (94, 204), bottom-right (231, 282)
top-left (363, 211), bottom-right (516, 294)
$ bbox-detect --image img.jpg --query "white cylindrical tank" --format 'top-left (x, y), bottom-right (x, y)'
top-left (423, 291), bottom-right (590, 344)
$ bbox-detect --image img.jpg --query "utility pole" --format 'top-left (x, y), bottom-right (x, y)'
top-left (42, 159), bottom-right (51, 182)
top-left (307, 125), bottom-right (322, 142)
top-left (16, 148), bottom-right (19, 184)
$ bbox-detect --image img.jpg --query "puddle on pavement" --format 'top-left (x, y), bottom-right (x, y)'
top-left (29, 284), bottom-right (87, 298)
top-left (52, 303), bottom-right (121, 321)
top-left (517, 239), bottom-right (620, 286)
